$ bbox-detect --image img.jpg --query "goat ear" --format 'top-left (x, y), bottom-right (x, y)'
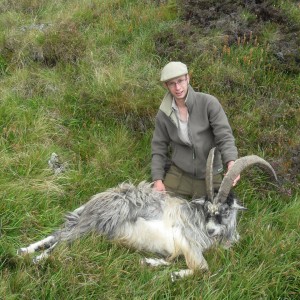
top-left (232, 200), bottom-right (247, 210)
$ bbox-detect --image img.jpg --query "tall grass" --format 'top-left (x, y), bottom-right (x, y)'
top-left (0, 0), bottom-right (299, 299)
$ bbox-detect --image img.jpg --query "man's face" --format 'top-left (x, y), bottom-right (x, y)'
top-left (165, 74), bottom-right (189, 101)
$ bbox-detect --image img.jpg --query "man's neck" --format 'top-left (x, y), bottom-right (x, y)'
top-left (175, 97), bottom-right (186, 108)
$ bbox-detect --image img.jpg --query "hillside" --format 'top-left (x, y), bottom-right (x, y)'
top-left (0, 0), bottom-right (299, 299)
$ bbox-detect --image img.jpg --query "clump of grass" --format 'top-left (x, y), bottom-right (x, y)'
top-left (36, 21), bottom-right (86, 67)
top-left (0, 21), bottom-right (86, 69)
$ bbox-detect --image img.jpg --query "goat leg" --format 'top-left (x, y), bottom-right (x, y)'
top-left (33, 242), bottom-right (58, 263)
top-left (183, 246), bottom-right (209, 271)
top-left (17, 235), bottom-right (57, 256)
top-left (171, 269), bottom-right (194, 281)
top-left (140, 257), bottom-right (171, 267)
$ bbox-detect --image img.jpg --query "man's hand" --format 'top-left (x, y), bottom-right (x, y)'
top-left (226, 161), bottom-right (240, 186)
top-left (153, 180), bottom-right (166, 192)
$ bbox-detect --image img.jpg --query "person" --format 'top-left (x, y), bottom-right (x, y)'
top-left (151, 61), bottom-right (240, 199)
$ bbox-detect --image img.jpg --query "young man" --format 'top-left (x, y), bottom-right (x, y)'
top-left (151, 61), bottom-right (240, 199)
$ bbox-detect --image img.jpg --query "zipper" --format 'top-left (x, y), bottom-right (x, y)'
top-left (187, 118), bottom-right (197, 177)
top-left (171, 106), bottom-right (197, 176)
top-left (192, 146), bottom-right (196, 177)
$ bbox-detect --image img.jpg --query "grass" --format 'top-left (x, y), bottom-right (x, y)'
top-left (0, 0), bottom-right (299, 299)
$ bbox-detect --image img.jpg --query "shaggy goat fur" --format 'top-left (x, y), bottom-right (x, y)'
top-left (18, 181), bottom-right (243, 279)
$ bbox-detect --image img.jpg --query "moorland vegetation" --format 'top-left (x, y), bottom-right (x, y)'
top-left (0, 0), bottom-right (299, 299)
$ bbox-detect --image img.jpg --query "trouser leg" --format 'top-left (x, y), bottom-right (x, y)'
top-left (164, 165), bottom-right (192, 199)
top-left (164, 164), bottom-right (223, 200)
top-left (191, 173), bottom-right (222, 199)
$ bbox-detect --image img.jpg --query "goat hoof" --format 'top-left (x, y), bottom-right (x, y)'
top-left (171, 269), bottom-right (194, 281)
top-left (17, 248), bottom-right (28, 255)
top-left (171, 272), bottom-right (180, 282)
top-left (32, 257), bottom-right (40, 264)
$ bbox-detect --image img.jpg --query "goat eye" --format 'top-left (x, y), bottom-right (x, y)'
top-left (215, 214), bottom-right (222, 224)
top-left (219, 206), bottom-right (229, 216)
top-left (222, 209), bottom-right (230, 217)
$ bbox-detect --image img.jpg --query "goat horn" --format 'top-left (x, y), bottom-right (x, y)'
top-left (206, 147), bottom-right (216, 201)
top-left (215, 155), bottom-right (278, 203)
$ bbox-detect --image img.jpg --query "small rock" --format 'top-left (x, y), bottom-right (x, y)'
top-left (48, 153), bottom-right (66, 175)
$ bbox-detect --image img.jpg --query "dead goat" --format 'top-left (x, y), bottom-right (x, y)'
top-left (18, 148), bottom-right (277, 280)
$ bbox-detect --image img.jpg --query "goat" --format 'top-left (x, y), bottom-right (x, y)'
top-left (18, 148), bottom-right (277, 280)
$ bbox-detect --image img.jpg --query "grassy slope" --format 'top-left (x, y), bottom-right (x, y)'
top-left (0, 0), bottom-right (299, 299)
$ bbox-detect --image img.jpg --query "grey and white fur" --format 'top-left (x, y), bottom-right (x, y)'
top-left (18, 148), bottom-right (277, 280)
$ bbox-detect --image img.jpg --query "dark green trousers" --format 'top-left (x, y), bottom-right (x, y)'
top-left (164, 164), bottom-right (222, 200)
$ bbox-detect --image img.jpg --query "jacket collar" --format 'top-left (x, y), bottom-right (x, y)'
top-left (159, 85), bottom-right (195, 117)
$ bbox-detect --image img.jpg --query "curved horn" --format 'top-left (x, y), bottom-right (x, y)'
top-left (215, 155), bottom-right (278, 203)
top-left (206, 147), bottom-right (216, 201)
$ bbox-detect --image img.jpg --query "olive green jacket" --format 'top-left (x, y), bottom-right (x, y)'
top-left (151, 86), bottom-right (238, 180)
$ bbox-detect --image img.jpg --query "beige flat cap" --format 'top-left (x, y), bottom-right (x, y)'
top-left (160, 61), bottom-right (188, 82)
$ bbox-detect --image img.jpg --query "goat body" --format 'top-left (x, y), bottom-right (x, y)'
top-left (18, 181), bottom-right (242, 279)
top-left (18, 148), bottom-right (277, 279)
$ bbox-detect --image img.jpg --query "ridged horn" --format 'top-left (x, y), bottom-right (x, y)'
top-left (215, 155), bottom-right (278, 203)
top-left (206, 147), bottom-right (216, 202)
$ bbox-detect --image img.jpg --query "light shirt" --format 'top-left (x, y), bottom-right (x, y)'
top-left (172, 97), bottom-right (192, 146)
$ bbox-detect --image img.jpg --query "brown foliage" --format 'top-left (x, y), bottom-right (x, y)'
top-left (156, 0), bottom-right (300, 74)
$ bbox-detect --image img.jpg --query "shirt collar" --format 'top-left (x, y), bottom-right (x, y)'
top-left (171, 91), bottom-right (189, 110)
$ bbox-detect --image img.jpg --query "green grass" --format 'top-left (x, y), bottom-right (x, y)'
top-left (0, 0), bottom-right (299, 299)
